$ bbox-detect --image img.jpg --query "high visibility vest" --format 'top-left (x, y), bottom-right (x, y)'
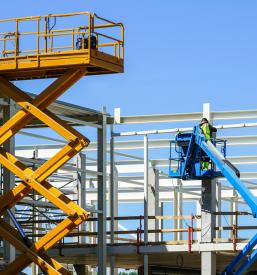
top-left (201, 123), bottom-right (211, 140)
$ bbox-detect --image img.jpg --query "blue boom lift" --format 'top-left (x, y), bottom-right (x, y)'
top-left (169, 125), bottom-right (257, 275)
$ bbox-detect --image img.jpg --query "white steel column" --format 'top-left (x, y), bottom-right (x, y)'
top-left (154, 169), bottom-right (160, 242)
top-left (202, 251), bottom-right (216, 275)
top-left (201, 179), bottom-right (216, 275)
top-left (178, 180), bottom-right (183, 241)
top-left (148, 168), bottom-right (156, 242)
top-left (196, 199), bottom-right (201, 243)
top-left (110, 128), bottom-right (118, 275)
top-left (143, 135), bottom-right (148, 275)
top-left (201, 103), bottom-right (216, 275)
top-left (160, 202), bottom-right (164, 242)
top-left (77, 152), bottom-right (86, 244)
top-left (74, 152), bottom-right (87, 274)
top-left (173, 186), bottom-right (178, 241)
top-left (97, 108), bottom-right (107, 274)
top-left (173, 180), bottom-right (183, 241)
top-left (216, 181), bottom-right (222, 239)
top-left (230, 189), bottom-right (238, 239)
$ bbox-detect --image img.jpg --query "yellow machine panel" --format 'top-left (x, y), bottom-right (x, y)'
top-left (0, 12), bottom-right (124, 80)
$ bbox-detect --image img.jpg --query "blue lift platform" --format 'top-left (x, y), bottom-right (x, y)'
top-left (169, 125), bottom-right (257, 275)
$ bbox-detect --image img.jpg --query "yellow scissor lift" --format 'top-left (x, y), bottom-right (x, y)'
top-left (0, 12), bottom-right (124, 274)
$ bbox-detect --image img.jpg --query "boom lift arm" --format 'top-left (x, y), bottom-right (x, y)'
top-left (194, 126), bottom-right (257, 217)
top-left (170, 126), bottom-right (257, 217)
top-left (169, 125), bottom-right (257, 274)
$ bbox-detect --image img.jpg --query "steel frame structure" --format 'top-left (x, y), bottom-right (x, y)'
top-left (0, 103), bottom-right (256, 274)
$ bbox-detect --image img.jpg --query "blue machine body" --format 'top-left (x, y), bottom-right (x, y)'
top-left (169, 125), bottom-right (257, 275)
top-left (169, 129), bottom-right (224, 180)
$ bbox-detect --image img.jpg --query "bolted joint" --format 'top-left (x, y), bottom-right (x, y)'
top-left (80, 212), bottom-right (89, 221)
top-left (23, 104), bottom-right (31, 111)
top-left (80, 137), bottom-right (90, 147)
top-left (75, 209), bottom-right (89, 221)
top-left (24, 177), bottom-right (31, 184)
top-left (68, 210), bottom-right (77, 217)
top-left (70, 137), bottom-right (90, 148)
top-left (69, 137), bottom-right (80, 146)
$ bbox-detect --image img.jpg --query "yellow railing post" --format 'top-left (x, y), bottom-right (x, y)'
top-left (44, 16), bottom-right (47, 53)
top-left (88, 13), bottom-right (91, 55)
top-left (37, 18), bottom-right (40, 66)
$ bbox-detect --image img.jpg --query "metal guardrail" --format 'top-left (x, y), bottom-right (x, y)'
top-left (0, 12), bottom-right (124, 60)
top-left (15, 212), bottom-right (257, 255)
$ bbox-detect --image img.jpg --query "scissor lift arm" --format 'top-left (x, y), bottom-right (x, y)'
top-left (0, 11), bottom-right (124, 274)
top-left (0, 69), bottom-right (90, 275)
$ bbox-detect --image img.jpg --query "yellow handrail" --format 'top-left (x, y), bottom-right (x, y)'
top-left (0, 11), bottom-right (124, 60)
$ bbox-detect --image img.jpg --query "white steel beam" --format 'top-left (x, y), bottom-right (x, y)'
top-left (115, 108), bottom-right (257, 125)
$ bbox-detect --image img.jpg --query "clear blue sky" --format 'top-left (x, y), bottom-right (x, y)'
top-left (2, 2), bottom-right (257, 273)
top-left (2, 0), bottom-right (257, 115)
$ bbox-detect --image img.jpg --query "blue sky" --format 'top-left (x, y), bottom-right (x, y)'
top-left (2, 1), bottom-right (257, 273)
top-left (5, 0), bottom-right (257, 226)
top-left (2, 0), bottom-right (257, 116)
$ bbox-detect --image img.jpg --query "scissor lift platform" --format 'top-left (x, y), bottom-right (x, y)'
top-left (0, 12), bottom-right (124, 80)
top-left (0, 11), bottom-right (124, 275)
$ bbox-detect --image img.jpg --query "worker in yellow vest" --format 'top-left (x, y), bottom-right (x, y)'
top-left (200, 118), bottom-right (217, 169)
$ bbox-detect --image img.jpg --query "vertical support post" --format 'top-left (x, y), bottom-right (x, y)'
top-left (201, 179), bottom-right (216, 275)
top-left (216, 181), bottom-right (222, 239)
top-left (77, 152), bottom-right (86, 244)
top-left (178, 180), bottom-right (183, 241)
top-left (143, 135), bottom-right (148, 275)
top-left (97, 107), bottom-right (107, 275)
top-left (91, 198), bottom-right (97, 275)
top-left (230, 189), bottom-right (238, 239)
top-left (160, 202), bottom-right (164, 242)
top-left (201, 180), bottom-right (216, 243)
top-left (173, 186), bottom-right (178, 241)
top-left (201, 103), bottom-right (216, 275)
top-left (110, 127), bottom-right (118, 275)
top-left (87, 195), bottom-right (97, 274)
top-left (2, 98), bottom-right (16, 264)
top-left (90, 179), bottom-right (97, 247)
top-left (154, 169), bottom-right (160, 242)
top-left (173, 180), bottom-right (183, 241)
top-left (196, 199), bottom-right (201, 243)
top-left (148, 168), bottom-right (156, 242)
top-left (74, 152), bottom-right (87, 274)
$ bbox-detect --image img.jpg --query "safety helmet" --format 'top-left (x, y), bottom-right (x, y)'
top-left (200, 117), bottom-right (209, 125)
